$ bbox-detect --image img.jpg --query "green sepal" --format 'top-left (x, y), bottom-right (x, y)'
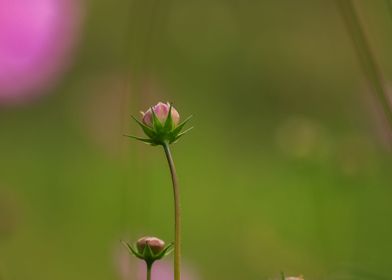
top-left (162, 242), bottom-right (174, 257)
top-left (171, 115), bottom-right (192, 137)
top-left (171, 126), bottom-right (194, 143)
top-left (142, 243), bottom-right (155, 261)
top-left (154, 242), bottom-right (174, 260)
top-left (131, 115), bottom-right (155, 139)
top-left (124, 134), bottom-right (154, 144)
top-left (122, 241), bottom-right (144, 259)
top-left (280, 272), bottom-right (285, 280)
top-left (164, 104), bottom-right (174, 131)
top-left (151, 107), bottom-right (163, 132)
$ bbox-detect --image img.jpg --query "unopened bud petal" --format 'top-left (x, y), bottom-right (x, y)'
top-left (142, 102), bottom-right (180, 127)
top-left (136, 236), bottom-right (166, 255)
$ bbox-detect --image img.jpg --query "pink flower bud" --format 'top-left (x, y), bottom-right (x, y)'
top-left (136, 236), bottom-right (166, 255)
top-left (142, 102), bottom-right (180, 127)
top-left (137, 260), bottom-right (199, 280)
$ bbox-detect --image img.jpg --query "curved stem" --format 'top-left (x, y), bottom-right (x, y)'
top-left (147, 263), bottom-right (152, 280)
top-left (162, 142), bottom-right (181, 280)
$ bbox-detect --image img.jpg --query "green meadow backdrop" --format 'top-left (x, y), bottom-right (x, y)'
top-left (1, 1), bottom-right (392, 279)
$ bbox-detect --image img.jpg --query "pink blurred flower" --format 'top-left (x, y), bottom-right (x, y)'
top-left (286, 276), bottom-right (304, 280)
top-left (138, 261), bottom-right (198, 280)
top-left (114, 244), bottom-right (199, 280)
top-left (115, 242), bottom-right (198, 280)
top-left (0, 0), bottom-right (82, 104)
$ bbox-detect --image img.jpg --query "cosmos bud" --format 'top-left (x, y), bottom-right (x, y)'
top-left (123, 236), bottom-right (173, 266)
top-left (142, 102), bottom-right (180, 128)
top-left (127, 101), bottom-right (192, 146)
top-left (136, 236), bottom-right (166, 255)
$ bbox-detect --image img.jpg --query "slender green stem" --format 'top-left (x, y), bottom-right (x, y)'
top-left (162, 142), bottom-right (181, 280)
top-left (336, 0), bottom-right (392, 133)
top-left (147, 263), bottom-right (152, 280)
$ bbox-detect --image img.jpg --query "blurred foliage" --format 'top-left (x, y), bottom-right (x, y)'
top-left (1, 0), bottom-right (392, 279)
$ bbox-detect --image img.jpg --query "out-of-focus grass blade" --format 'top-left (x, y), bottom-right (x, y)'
top-left (335, 0), bottom-right (392, 139)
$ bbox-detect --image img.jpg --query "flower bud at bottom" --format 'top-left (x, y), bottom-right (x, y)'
top-left (136, 236), bottom-right (165, 255)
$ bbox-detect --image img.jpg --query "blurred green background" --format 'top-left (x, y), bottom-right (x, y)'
top-left (1, 0), bottom-right (392, 279)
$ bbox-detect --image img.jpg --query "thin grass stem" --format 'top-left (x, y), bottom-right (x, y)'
top-left (336, 0), bottom-right (392, 134)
